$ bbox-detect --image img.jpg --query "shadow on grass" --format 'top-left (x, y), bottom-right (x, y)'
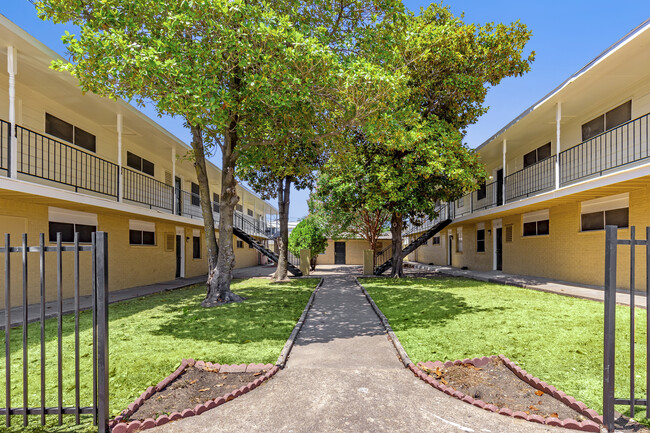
top-left (359, 276), bottom-right (508, 331)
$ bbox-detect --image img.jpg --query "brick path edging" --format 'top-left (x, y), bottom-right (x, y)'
top-left (411, 356), bottom-right (603, 432)
top-left (109, 359), bottom-right (279, 433)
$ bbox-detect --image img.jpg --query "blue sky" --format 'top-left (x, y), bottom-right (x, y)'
top-left (1, 1), bottom-right (648, 219)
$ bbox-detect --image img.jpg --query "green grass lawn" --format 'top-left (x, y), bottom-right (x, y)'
top-left (0, 277), bottom-right (319, 432)
top-left (362, 277), bottom-right (647, 422)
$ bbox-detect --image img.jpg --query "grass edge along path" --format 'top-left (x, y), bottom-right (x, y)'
top-left (0, 277), bottom-right (320, 433)
top-left (361, 276), bottom-right (648, 423)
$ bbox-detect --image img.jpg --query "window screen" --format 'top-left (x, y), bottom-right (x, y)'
top-left (605, 208), bottom-right (628, 228)
top-left (191, 183), bottom-right (200, 206)
top-left (582, 115), bottom-right (605, 141)
top-left (605, 101), bottom-right (631, 131)
top-left (193, 236), bottom-right (201, 258)
top-left (523, 220), bottom-right (549, 237)
top-left (213, 193), bottom-right (220, 213)
top-left (130, 230), bottom-right (155, 245)
top-left (74, 127), bottom-right (96, 152)
top-left (247, 209), bottom-right (254, 217)
top-left (236, 204), bottom-right (243, 212)
top-left (236, 240), bottom-right (244, 249)
top-left (49, 222), bottom-right (95, 243)
top-left (477, 183), bottom-right (487, 200)
top-left (127, 151), bottom-right (155, 176)
top-left (581, 211), bottom-right (605, 231)
top-left (432, 236), bottom-right (441, 245)
top-left (476, 229), bottom-right (485, 252)
top-left (45, 114), bottom-right (74, 143)
top-left (524, 143), bottom-right (552, 168)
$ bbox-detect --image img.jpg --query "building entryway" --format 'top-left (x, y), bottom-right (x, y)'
top-left (334, 241), bottom-right (346, 264)
top-left (496, 169), bottom-right (504, 206)
top-left (495, 227), bottom-right (503, 271)
top-left (175, 234), bottom-right (183, 278)
top-left (175, 176), bottom-right (182, 216)
top-left (447, 235), bottom-right (453, 266)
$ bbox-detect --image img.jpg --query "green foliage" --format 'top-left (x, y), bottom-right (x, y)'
top-left (0, 278), bottom-right (318, 431)
top-left (35, 0), bottom-right (407, 151)
top-left (316, 3), bottom-right (535, 226)
top-left (362, 277), bottom-right (645, 417)
top-left (288, 217), bottom-right (327, 257)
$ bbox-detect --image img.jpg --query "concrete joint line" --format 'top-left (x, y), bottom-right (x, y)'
top-left (275, 278), bottom-right (325, 368)
top-left (355, 277), bottom-right (412, 367)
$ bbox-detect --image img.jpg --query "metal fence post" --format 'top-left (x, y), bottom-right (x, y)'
top-left (95, 232), bottom-right (109, 433)
top-left (603, 225), bottom-right (618, 432)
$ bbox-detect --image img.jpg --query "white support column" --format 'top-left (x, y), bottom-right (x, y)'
top-left (117, 114), bottom-right (123, 201)
top-left (171, 147), bottom-right (177, 214)
top-left (7, 46), bottom-right (17, 178)
top-left (502, 139), bottom-right (507, 204)
top-left (555, 102), bottom-right (562, 190)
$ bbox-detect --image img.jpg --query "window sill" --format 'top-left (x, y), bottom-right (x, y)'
top-left (521, 234), bottom-right (550, 238)
top-left (130, 244), bottom-right (157, 247)
top-left (578, 228), bottom-right (629, 234)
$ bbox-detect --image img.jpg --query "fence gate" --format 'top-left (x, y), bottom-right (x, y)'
top-left (603, 225), bottom-right (650, 432)
top-left (1, 231), bottom-right (109, 432)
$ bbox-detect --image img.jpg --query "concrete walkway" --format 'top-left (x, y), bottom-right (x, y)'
top-left (153, 275), bottom-right (563, 433)
top-left (407, 261), bottom-right (647, 308)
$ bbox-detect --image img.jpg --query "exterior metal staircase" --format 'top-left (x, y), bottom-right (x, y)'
top-left (232, 213), bottom-right (303, 277)
top-left (374, 219), bottom-right (452, 276)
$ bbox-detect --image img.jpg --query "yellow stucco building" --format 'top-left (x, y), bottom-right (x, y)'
top-left (0, 15), bottom-right (279, 307)
top-left (408, 19), bottom-right (650, 290)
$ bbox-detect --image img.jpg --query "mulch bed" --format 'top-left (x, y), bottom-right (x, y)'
top-left (421, 357), bottom-right (583, 420)
top-left (130, 366), bottom-right (263, 421)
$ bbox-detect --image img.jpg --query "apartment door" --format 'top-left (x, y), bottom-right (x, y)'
top-left (495, 228), bottom-right (503, 271)
top-left (175, 176), bottom-right (182, 216)
top-left (447, 235), bottom-right (453, 266)
top-left (496, 169), bottom-right (504, 206)
top-left (334, 242), bottom-right (346, 264)
top-left (175, 234), bottom-right (183, 278)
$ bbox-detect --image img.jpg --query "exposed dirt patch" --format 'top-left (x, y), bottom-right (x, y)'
top-left (130, 366), bottom-right (264, 420)
top-left (422, 358), bottom-right (584, 420)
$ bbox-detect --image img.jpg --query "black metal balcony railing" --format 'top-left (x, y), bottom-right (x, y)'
top-left (181, 190), bottom-right (204, 219)
top-left (506, 156), bottom-right (556, 202)
top-left (16, 125), bottom-right (119, 197)
top-left (560, 112), bottom-right (650, 185)
top-left (122, 167), bottom-right (174, 211)
top-left (472, 181), bottom-right (498, 212)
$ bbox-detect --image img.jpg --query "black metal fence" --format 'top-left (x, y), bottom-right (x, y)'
top-left (122, 167), bottom-right (173, 211)
top-left (603, 225), bottom-right (649, 432)
top-left (16, 125), bottom-right (119, 198)
top-left (1, 232), bottom-right (109, 432)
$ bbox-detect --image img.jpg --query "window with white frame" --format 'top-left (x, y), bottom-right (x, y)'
top-left (522, 209), bottom-right (550, 237)
top-left (129, 220), bottom-right (156, 245)
top-left (48, 207), bottom-right (97, 243)
top-left (456, 227), bottom-right (463, 253)
top-left (581, 193), bottom-right (629, 231)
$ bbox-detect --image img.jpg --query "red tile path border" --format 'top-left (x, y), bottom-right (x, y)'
top-left (411, 355), bottom-right (602, 432)
top-left (109, 359), bottom-right (278, 433)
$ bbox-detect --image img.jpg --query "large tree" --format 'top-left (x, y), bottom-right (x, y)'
top-left (37, 0), bottom-right (406, 303)
top-left (238, 139), bottom-right (324, 281)
top-left (318, 4), bottom-right (535, 277)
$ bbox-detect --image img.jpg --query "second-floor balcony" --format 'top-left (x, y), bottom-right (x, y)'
top-left (412, 111), bottom-right (650, 230)
top-left (0, 119), bottom-right (277, 239)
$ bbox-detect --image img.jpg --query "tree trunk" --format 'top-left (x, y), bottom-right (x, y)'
top-left (275, 177), bottom-right (292, 281)
top-left (201, 122), bottom-right (245, 307)
top-left (390, 212), bottom-right (404, 278)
